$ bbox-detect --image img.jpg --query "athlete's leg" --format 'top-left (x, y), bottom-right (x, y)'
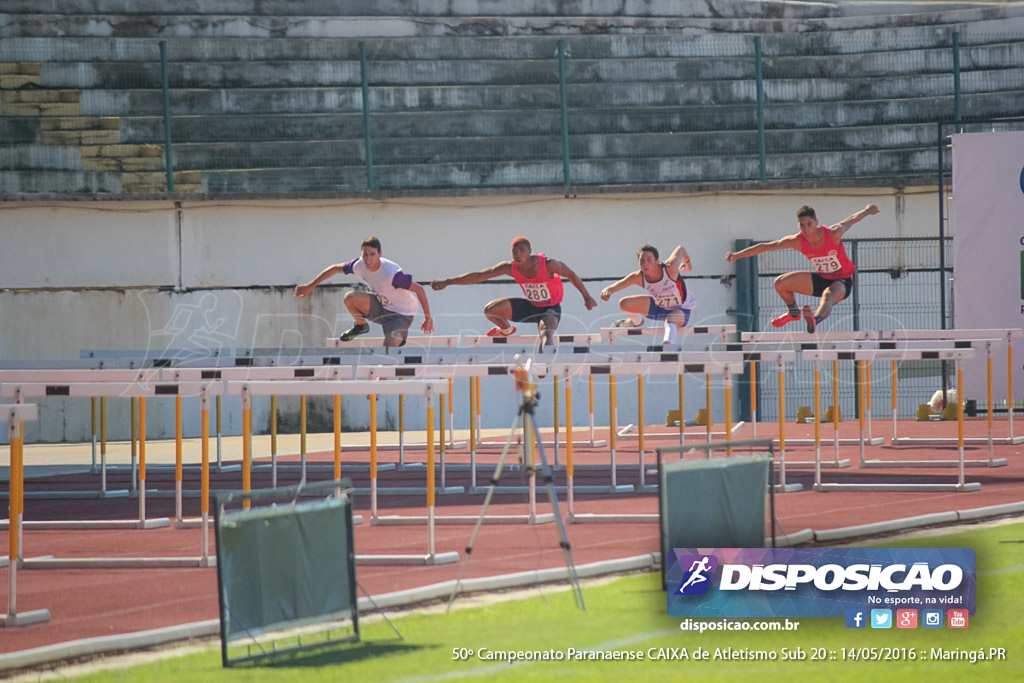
top-left (343, 290), bottom-right (373, 324)
top-left (537, 311), bottom-right (559, 352)
top-left (613, 295), bottom-right (651, 327)
top-left (815, 280), bottom-right (848, 323)
top-left (483, 298), bottom-right (515, 333)
top-left (339, 291), bottom-right (374, 341)
top-left (662, 308), bottom-right (689, 345)
top-left (773, 271), bottom-right (815, 307)
top-left (772, 271), bottom-right (815, 327)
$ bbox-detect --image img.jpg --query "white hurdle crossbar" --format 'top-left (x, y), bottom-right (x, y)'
top-left (1, 403), bottom-right (50, 628)
top-left (801, 348), bottom-right (981, 492)
top-left (603, 324), bottom-right (736, 346)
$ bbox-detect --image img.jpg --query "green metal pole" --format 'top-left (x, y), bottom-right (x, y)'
top-left (159, 41), bottom-right (175, 192)
top-left (952, 32), bottom-right (961, 124)
top-left (755, 37), bottom-right (766, 182)
top-left (359, 41), bottom-right (376, 190)
top-left (558, 40), bottom-right (571, 189)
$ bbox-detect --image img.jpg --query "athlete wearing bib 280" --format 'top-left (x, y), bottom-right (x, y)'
top-left (600, 244), bottom-right (695, 345)
top-left (431, 236), bottom-right (597, 352)
top-left (725, 204), bottom-right (879, 333)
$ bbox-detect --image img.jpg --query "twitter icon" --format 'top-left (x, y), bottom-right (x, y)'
top-left (870, 609), bottom-right (892, 629)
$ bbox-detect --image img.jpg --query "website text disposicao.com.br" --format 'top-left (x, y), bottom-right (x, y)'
top-left (680, 618), bottom-right (801, 633)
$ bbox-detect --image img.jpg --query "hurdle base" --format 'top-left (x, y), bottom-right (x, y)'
top-left (352, 486), bottom-right (464, 497)
top-left (773, 483), bottom-right (805, 493)
top-left (0, 609), bottom-right (51, 628)
top-left (11, 518), bottom-right (170, 531)
top-left (252, 462), bottom-right (397, 473)
top-left (569, 512), bottom-right (656, 523)
top-left (773, 438), bottom-right (881, 447)
top-left (814, 482), bottom-right (983, 493)
top-left (861, 458), bottom-right (1007, 468)
top-left (477, 439), bottom-right (608, 449)
top-left (893, 436), bottom-right (1024, 446)
top-left (468, 484), bottom-right (634, 495)
top-left (22, 557), bottom-right (209, 569)
top-left (371, 513), bottom-right (556, 525)
top-left (778, 459), bottom-right (853, 469)
top-left (356, 551), bottom-right (459, 566)
top-left (1, 489), bottom-right (131, 501)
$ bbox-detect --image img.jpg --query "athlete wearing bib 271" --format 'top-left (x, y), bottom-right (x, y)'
top-left (600, 244), bottom-right (695, 345)
top-left (295, 236), bottom-right (434, 348)
top-left (725, 204), bottom-right (880, 333)
top-left (431, 236), bottom-right (597, 352)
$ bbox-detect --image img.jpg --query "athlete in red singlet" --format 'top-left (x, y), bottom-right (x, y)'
top-left (431, 236), bottom-right (597, 351)
top-left (725, 204), bottom-right (879, 332)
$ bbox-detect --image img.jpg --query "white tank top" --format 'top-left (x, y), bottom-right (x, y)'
top-left (644, 266), bottom-right (695, 310)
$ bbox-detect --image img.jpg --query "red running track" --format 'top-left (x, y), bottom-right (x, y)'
top-left (1, 417), bottom-right (1022, 656)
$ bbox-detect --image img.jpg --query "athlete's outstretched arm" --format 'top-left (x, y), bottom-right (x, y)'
top-left (295, 262), bottom-right (347, 298)
top-left (725, 234), bottom-right (800, 263)
top-left (548, 258), bottom-right (598, 310)
top-left (830, 204), bottom-right (880, 240)
top-left (431, 262), bottom-right (512, 290)
top-left (600, 270), bottom-right (642, 301)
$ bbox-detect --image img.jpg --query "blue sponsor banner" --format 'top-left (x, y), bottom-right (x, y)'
top-left (667, 548), bottom-right (975, 618)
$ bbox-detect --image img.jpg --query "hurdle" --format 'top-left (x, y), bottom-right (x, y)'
top-left (0, 367), bottom-right (154, 499)
top-left (881, 328), bottom-right (1024, 446)
top-left (551, 355), bottom-right (747, 522)
top-left (0, 380), bottom-right (238, 531)
top-left (231, 379), bottom-right (458, 566)
top-left (602, 324), bottom-right (735, 347)
top-left (738, 330), bottom-right (883, 447)
top-left (1, 403), bottom-right (50, 628)
top-left (368, 366), bottom-right (563, 526)
top-left (6, 381), bottom-right (224, 568)
top-left (801, 348), bottom-right (982, 492)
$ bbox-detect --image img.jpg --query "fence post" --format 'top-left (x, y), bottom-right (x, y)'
top-left (732, 238), bottom-right (759, 421)
top-left (952, 32), bottom-right (961, 124)
top-left (159, 41), bottom-right (175, 192)
top-left (557, 40), bottom-right (572, 190)
top-left (359, 42), bottom-right (376, 191)
top-left (755, 37), bottom-right (766, 181)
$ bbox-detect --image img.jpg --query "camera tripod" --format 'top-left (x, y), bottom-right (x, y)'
top-left (447, 359), bottom-right (585, 611)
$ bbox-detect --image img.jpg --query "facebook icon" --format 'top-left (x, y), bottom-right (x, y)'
top-left (845, 609), bottom-right (867, 629)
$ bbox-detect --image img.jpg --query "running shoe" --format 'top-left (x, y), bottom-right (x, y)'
top-left (486, 325), bottom-right (517, 337)
top-left (339, 322), bottom-right (370, 342)
top-left (771, 311), bottom-right (801, 328)
top-left (611, 317), bottom-right (643, 328)
top-left (802, 305), bottom-right (817, 333)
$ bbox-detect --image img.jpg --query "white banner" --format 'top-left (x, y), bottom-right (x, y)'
top-left (951, 131), bottom-right (1024, 405)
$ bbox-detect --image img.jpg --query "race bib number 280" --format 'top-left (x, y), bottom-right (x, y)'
top-left (522, 282), bottom-right (551, 302)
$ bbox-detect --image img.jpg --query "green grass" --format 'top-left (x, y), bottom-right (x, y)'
top-left (59, 522), bottom-right (1024, 682)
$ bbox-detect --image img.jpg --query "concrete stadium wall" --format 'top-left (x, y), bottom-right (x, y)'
top-left (0, 188), bottom-right (939, 441)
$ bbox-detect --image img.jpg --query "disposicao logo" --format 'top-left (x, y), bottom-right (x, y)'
top-left (675, 555), bottom-right (718, 595)
top-left (666, 548), bottom-right (975, 619)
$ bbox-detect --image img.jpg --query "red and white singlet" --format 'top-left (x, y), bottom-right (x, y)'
top-left (798, 228), bottom-right (855, 279)
top-left (510, 253), bottom-right (564, 307)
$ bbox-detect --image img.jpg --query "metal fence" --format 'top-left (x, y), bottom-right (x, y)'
top-left (2, 29), bottom-right (1024, 196)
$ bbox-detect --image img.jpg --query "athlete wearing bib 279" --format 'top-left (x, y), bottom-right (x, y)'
top-left (725, 204), bottom-right (879, 333)
top-left (431, 236), bottom-right (597, 352)
top-left (600, 244), bottom-right (695, 345)
top-left (295, 236), bottom-right (434, 348)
